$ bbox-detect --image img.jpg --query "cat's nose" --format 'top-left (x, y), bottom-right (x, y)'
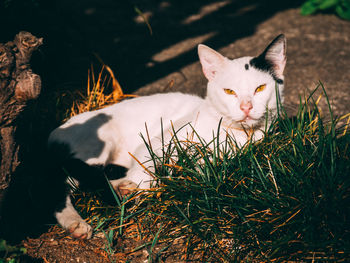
top-left (240, 101), bottom-right (253, 115)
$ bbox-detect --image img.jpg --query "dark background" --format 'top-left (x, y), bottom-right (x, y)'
top-left (0, 0), bottom-right (304, 97)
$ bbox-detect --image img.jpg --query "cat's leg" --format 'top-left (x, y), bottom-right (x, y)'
top-left (111, 167), bottom-right (153, 194)
top-left (49, 116), bottom-right (121, 239)
top-left (53, 159), bottom-right (111, 239)
top-left (109, 166), bottom-right (153, 196)
top-left (109, 143), bottom-right (156, 196)
top-left (55, 195), bottom-right (92, 239)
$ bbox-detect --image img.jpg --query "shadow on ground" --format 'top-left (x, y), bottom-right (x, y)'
top-left (1, 0), bottom-right (304, 95)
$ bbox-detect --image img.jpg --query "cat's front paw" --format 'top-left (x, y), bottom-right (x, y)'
top-left (67, 221), bottom-right (92, 239)
top-left (116, 180), bottom-right (138, 196)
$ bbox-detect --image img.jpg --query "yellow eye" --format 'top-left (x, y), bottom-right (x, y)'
top-left (224, 89), bottom-right (236, 96)
top-left (255, 84), bottom-right (266, 93)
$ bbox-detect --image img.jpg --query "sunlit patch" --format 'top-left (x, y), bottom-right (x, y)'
top-left (182, 1), bottom-right (230, 24)
top-left (151, 32), bottom-right (216, 62)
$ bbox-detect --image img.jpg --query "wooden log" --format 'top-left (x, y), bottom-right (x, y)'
top-left (0, 31), bottom-right (43, 207)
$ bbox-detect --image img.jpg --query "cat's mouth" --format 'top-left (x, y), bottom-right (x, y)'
top-left (239, 116), bottom-right (256, 122)
top-left (238, 115), bottom-right (262, 127)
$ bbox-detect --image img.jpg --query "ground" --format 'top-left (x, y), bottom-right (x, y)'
top-left (1, 0), bottom-right (350, 262)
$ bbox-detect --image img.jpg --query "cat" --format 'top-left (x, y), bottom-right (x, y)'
top-left (48, 34), bottom-right (287, 239)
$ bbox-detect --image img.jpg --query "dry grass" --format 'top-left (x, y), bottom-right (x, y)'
top-left (60, 64), bottom-right (136, 121)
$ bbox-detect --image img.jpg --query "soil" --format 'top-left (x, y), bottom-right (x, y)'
top-left (1, 0), bottom-right (350, 262)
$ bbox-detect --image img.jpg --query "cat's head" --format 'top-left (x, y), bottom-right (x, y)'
top-left (198, 34), bottom-right (286, 129)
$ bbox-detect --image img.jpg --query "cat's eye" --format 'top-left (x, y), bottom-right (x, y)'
top-left (224, 89), bottom-right (236, 96)
top-left (255, 84), bottom-right (266, 93)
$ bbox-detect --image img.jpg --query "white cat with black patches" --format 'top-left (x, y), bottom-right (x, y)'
top-left (48, 34), bottom-right (287, 239)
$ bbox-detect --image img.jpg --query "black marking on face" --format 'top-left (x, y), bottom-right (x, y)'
top-left (249, 34), bottom-right (285, 84)
top-left (249, 56), bottom-right (272, 73)
top-left (245, 64), bottom-right (249, 70)
top-left (276, 78), bottom-right (283, 84)
top-left (250, 57), bottom-right (282, 84)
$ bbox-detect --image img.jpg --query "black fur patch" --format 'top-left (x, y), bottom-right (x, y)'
top-left (245, 64), bottom-right (249, 70)
top-left (104, 164), bottom-right (127, 180)
top-left (249, 34), bottom-right (285, 84)
top-left (249, 56), bottom-right (272, 73)
top-left (58, 159), bottom-right (126, 206)
top-left (249, 57), bottom-right (283, 84)
top-left (276, 78), bottom-right (284, 84)
top-left (47, 141), bottom-right (74, 164)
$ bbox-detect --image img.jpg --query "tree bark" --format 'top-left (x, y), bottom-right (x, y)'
top-left (0, 31), bottom-right (43, 207)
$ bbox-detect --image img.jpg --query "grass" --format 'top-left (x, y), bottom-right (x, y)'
top-left (68, 77), bottom-right (350, 262)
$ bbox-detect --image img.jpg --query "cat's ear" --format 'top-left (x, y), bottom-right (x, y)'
top-left (264, 34), bottom-right (287, 77)
top-left (198, 44), bottom-right (226, 81)
top-left (251, 34), bottom-right (287, 80)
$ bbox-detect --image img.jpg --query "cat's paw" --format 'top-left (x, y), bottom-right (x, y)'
top-left (67, 221), bottom-right (92, 239)
top-left (116, 180), bottom-right (138, 196)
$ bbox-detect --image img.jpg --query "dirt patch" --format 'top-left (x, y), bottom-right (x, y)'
top-left (24, 226), bottom-right (111, 263)
top-left (23, 225), bottom-right (202, 262)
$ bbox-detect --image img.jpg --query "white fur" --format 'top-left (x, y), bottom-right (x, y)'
top-left (49, 35), bottom-right (286, 238)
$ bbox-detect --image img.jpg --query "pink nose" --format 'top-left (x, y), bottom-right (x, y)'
top-left (240, 101), bottom-right (253, 115)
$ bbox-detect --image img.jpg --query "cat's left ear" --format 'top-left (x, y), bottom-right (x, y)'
top-left (198, 44), bottom-right (227, 81)
top-left (251, 34), bottom-right (287, 80)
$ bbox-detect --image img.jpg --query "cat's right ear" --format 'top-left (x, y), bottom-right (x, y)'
top-left (198, 44), bottom-right (226, 81)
